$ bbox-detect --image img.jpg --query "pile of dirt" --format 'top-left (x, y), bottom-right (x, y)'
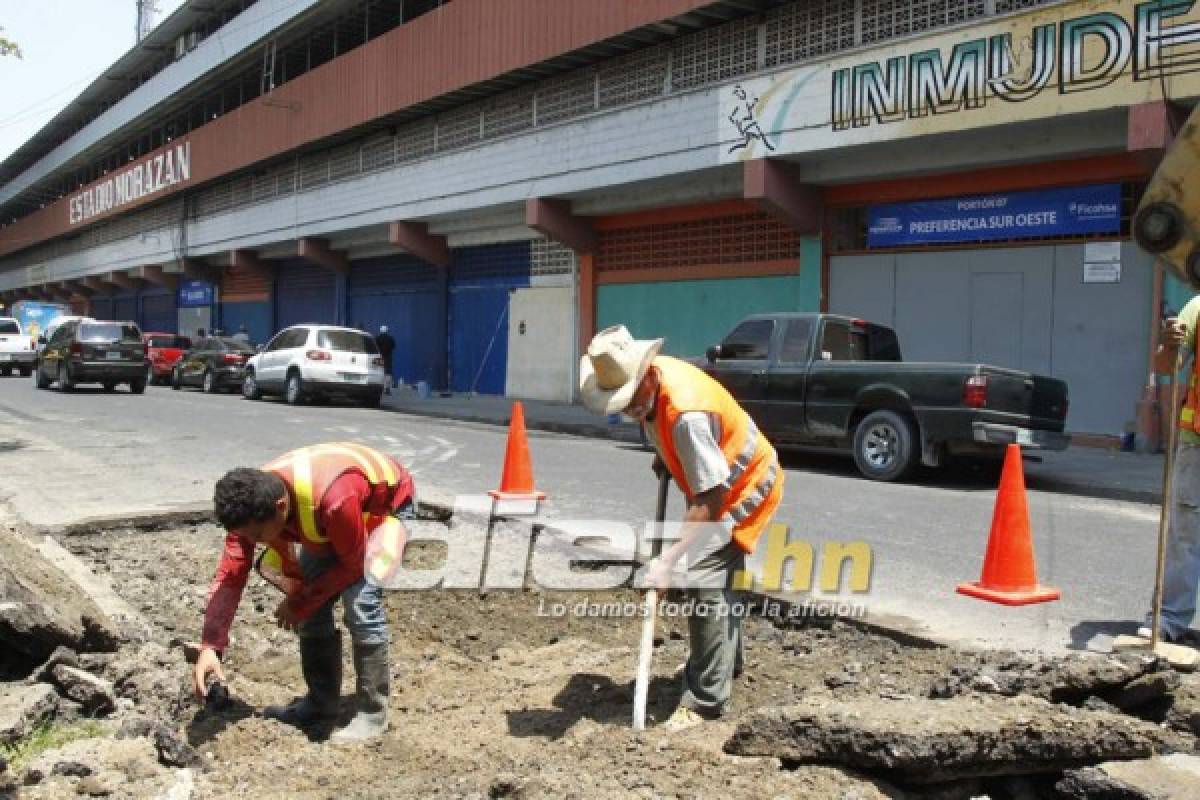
top-left (0, 520), bottom-right (1197, 799)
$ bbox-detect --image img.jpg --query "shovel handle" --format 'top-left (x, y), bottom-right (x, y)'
top-left (632, 472), bottom-right (670, 730)
top-left (632, 587), bottom-right (659, 731)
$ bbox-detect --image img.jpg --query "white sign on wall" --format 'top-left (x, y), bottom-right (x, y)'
top-left (1083, 241), bottom-right (1122, 283)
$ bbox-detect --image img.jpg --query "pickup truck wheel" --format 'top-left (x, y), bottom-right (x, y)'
top-left (852, 410), bottom-right (918, 482)
top-left (0, 367), bottom-right (11, 377)
top-left (35, 364), bottom-right (50, 390)
top-left (19, 367), bottom-right (31, 378)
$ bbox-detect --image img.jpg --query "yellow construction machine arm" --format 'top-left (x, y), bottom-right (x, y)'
top-left (1135, 102), bottom-right (1200, 286)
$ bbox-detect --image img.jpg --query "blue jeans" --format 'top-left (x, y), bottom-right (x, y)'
top-left (297, 548), bottom-right (389, 645)
top-left (1149, 442), bottom-right (1200, 638)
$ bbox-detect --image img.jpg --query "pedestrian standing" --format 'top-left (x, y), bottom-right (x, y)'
top-left (376, 325), bottom-right (396, 394)
top-left (579, 325), bottom-right (784, 730)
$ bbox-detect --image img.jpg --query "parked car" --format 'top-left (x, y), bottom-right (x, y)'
top-left (242, 324), bottom-right (386, 407)
top-left (144, 332), bottom-right (193, 385)
top-left (38, 316), bottom-right (93, 356)
top-left (35, 319), bottom-right (148, 394)
top-left (172, 336), bottom-right (254, 393)
top-left (700, 313), bottom-right (1070, 481)
top-left (0, 317), bottom-right (35, 377)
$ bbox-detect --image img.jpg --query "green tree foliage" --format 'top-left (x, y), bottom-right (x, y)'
top-left (0, 26), bottom-right (22, 59)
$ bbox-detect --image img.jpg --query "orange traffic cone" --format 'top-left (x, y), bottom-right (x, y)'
top-left (956, 444), bottom-right (1060, 606)
top-left (489, 401), bottom-right (546, 502)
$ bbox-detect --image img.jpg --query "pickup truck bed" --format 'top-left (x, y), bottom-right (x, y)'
top-left (0, 317), bottom-right (35, 376)
top-left (701, 313), bottom-right (1069, 481)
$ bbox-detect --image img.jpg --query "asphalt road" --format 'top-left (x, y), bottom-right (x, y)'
top-left (0, 374), bottom-right (1165, 655)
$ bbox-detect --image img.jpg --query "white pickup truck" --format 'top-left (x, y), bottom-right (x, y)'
top-left (0, 317), bottom-right (36, 377)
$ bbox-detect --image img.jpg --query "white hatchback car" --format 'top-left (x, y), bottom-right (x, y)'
top-left (242, 324), bottom-right (386, 407)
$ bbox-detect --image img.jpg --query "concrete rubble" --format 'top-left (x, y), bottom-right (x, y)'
top-left (724, 694), bottom-right (1190, 784)
top-left (1055, 754), bottom-right (1200, 799)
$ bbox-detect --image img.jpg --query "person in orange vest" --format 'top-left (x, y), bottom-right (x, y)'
top-left (191, 442), bottom-right (415, 741)
top-left (1141, 300), bottom-right (1200, 644)
top-left (579, 325), bottom-right (783, 730)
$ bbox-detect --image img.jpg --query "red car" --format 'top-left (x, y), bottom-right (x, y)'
top-left (143, 332), bottom-right (192, 385)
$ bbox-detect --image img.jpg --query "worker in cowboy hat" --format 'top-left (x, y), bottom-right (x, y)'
top-left (579, 325), bottom-right (783, 730)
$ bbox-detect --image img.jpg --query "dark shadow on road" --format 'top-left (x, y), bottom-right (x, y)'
top-left (185, 695), bottom-right (257, 747)
top-left (1066, 619), bottom-right (1145, 652)
top-left (506, 672), bottom-right (679, 740)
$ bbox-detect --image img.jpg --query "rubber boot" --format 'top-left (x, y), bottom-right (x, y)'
top-left (331, 641), bottom-right (390, 742)
top-left (263, 633), bottom-right (342, 726)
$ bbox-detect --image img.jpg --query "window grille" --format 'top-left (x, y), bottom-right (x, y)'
top-left (765, 0), bottom-right (855, 67)
top-left (536, 71), bottom-right (596, 126)
top-left (298, 153), bottom-right (330, 190)
top-left (672, 16), bottom-right (760, 90)
top-left (437, 103), bottom-right (483, 151)
top-left (360, 135), bottom-right (396, 172)
top-left (598, 46), bottom-right (669, 109)
top-left (530, 238), bottom-right (575, 276)
top-left (597, 213), bottom-right (797, 273)
top-left (396, 119), bottom-right (436, 163)
top-left (484, 89), bottom-right (534, 137)
top-left (327, 143), bottom-right (361, 182)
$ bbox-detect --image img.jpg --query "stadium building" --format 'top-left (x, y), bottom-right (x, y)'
top-left (1, 0), bottom-right (1197, 433)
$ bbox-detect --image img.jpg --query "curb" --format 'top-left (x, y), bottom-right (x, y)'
top-left (382, 403), bottom-right (1161, 505)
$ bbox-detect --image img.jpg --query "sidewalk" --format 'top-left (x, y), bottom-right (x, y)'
top-left (380, 387), bottom-right (1168, 505)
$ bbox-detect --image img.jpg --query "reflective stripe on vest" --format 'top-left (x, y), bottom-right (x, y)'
top-left (263, 442), bottom-right (404, 544)
top-left (651, 356), bottom-right (782, 553)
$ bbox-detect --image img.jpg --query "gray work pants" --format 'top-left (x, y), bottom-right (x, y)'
top-left (679, 541), bottom-right (746, 717)
top-left (1148, 441), bottom-right (1200, 639)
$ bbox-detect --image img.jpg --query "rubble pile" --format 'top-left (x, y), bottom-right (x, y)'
top-left (0, 520), bottom-right (1197, 798)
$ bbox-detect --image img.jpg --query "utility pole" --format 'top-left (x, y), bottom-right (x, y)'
top-left (136, 0), bottom-right (161, 43)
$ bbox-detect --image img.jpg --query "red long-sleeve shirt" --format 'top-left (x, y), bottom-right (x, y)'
top-left (202, 472), bottom-right (385, 651)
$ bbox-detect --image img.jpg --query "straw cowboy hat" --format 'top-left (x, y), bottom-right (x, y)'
top-left (579, 325), bottom-right (664, 415)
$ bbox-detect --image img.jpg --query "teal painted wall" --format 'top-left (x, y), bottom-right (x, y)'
top-left (596, 238), bottom-right (821, 357)
top-left (1165, 272), bottom-right (1196, 315)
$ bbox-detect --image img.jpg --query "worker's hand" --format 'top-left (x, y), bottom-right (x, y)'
top-left (1163, 317), bottom-right (1187, 348)
top-left (273, 599), bottom-right (302, 632)
top-left (642, 556), bottom-right (675, 592)
top-left (192, 647), bottom-right (226, 702)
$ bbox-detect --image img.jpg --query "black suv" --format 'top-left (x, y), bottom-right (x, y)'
top-left (35, 319), bottom-right (148, 393)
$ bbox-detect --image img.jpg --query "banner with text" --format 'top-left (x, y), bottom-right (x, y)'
top-left (719, 0), bottom-right (1200, 163)
top-left (867, 184), bottom-right (1122, 247)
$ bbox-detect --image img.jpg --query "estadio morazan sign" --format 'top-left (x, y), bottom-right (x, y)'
top-left (720, 0), bottom-right (1200, 162)
top-left (68, 142), bottom-right (192, 225)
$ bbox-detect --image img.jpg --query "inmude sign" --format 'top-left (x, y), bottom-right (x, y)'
top-left (68, 142), bottom-right (192, 225)
top-left (720, 0), bottom-right (1200, 162)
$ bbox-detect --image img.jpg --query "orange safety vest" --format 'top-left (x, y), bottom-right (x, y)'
top-left (1181, 357), bottom-right (1200, 433)
top-left (651, 356), bottom-right (783, 553)
top-left (257, 442), bottom-right (413, 590)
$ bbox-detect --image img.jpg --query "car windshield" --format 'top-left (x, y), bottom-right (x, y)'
top-left (80, 323), bottom-right (141, 343)
top-left (0, 320), bottom-right (19, 334)
top-left (147, 335), bottom-right (191, 349)
top-left (212, 337), bottom-right (255, 353)
top-left (318, 330), bottom-right (378, 354)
